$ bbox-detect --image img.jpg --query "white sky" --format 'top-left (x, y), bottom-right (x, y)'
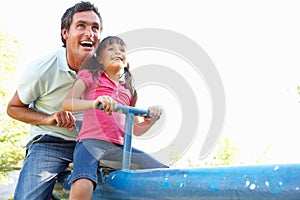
top-left (1, 0), bottom-right (300, 166)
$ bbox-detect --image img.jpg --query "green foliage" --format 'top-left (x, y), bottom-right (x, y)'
top-left (297, 85), bottom-right (300, 103)
top-left (0, 30), bottom-right (21, 102)
top-left (169, 136), bottom-right (241, 168)
top-left (210, 137), bottom-right (240, 166)
top-left (0, 28), bottom-right (29, 183)
top-left (0, 115), bottom-right (29, 165)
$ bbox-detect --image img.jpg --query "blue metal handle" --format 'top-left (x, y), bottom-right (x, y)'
top-left (98, 103), bottom-right (150, 117)
top-left (98, 103), bottom-right (150, 170)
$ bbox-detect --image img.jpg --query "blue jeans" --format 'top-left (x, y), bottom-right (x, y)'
top-left (14, 134), bottom-right (76, 200)
top-left (70, 139), bottom-right (168, 186)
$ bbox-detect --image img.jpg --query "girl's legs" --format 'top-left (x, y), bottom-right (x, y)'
top-left (69, 140), bottom-right (106, 199)
top-left (69, 178), bottom-right (94, 200)
top-left (69, 139), bottom-right (168, 199)
top-left (99, 141), bottom-right (168, 169)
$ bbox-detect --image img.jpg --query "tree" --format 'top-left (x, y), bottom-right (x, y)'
top-left (209, 137), bottom-right (240, 166)
top-left (0, 28), bottom-right (29, 183)
top-left (169, 136), bottom-right (241, 168)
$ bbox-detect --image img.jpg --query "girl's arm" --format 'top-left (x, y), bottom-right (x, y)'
top-left (62, 79), bottom-right (94, 112)
top-left (133, 105), bottom-right (162, 136)
top-left (62, 79), bottom-right (117, 113)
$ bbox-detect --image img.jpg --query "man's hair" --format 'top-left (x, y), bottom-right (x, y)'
top-left (60, 1), bottom-right (103, 47)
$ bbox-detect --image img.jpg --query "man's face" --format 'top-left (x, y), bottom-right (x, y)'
top-left (62, 10), bottom-right (101, 67)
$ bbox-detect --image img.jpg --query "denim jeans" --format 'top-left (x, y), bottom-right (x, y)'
top-left (14, 134), bottom-right (76, 200)
top-left (70, 139), bottom-right (168, 186)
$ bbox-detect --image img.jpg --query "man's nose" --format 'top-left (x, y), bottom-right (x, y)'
top-left (85, 27), bottom-right (94, 37)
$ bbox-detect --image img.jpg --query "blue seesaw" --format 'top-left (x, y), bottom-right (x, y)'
top-left (52, 104), bottom-right (300, 199)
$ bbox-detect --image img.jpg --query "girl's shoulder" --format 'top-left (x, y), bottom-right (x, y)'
top-left (77, 69), bottom-right (94, 85)
top-left (78, 69), bottom-right (92, 75)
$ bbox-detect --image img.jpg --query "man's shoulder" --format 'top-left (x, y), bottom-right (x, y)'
top-left (33, 48), bottom-right (64, 65)
top-left (27, 48), bottom-right (66, 72)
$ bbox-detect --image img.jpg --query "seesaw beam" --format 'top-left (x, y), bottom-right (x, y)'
top-left (94, 163), bottom-right (300, 199)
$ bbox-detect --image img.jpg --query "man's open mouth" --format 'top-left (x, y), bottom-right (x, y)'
top-left (80, 41), bottom-right (93, 48)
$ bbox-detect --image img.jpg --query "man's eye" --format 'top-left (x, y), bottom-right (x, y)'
top-left (92, 26), bottom-right (99, 32)
top-left (77, 24), bottom-right (84, 29)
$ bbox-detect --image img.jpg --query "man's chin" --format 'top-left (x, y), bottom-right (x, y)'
top-left (82, 50), bottom-right (95, 59)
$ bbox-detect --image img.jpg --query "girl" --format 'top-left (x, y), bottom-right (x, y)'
top-left (62, 36), bottom-right (167, 200)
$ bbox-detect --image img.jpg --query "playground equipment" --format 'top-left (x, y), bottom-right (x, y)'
top-left (52, 104), bottom-right (300, 199)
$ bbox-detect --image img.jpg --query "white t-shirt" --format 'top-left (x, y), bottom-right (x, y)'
top-left (18, 48), bottom-right (81, 141)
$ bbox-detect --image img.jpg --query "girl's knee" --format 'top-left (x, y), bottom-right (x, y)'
top-left (73, 178), bottom-right (94, 190)
top-left (69, 178), bottom-right (94, 200)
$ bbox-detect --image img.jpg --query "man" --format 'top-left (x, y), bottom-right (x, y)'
top-left (6, 1), bottom-right (102, 199)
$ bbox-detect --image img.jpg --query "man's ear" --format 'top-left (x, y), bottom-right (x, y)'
top-left (61, 28), bottom-right (68, 40)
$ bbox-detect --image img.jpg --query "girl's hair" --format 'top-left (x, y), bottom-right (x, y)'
top-left (80, 36), bottom-right (137, 106)
top-left (60, 1), bottom-right (103, 47)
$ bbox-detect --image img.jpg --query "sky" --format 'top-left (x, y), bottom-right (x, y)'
top-left (1, 0), bottom-right (300, 166)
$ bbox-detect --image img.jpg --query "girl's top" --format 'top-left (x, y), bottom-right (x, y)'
top-left (77, 69), bottom-right (134, 145)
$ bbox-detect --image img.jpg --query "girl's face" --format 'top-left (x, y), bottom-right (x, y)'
top-left (99, 43), bottom-right (127, 71)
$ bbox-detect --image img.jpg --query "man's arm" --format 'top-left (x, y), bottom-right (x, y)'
top-left (7, 91), bottom-right (75, 129)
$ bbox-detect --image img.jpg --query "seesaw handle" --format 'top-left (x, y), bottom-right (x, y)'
top-left (99, 102), bottom-right (152, 170)
top-left (98, 103), bottom-right (150, 117)
top-left (98, 103), bottom-right (154, 170)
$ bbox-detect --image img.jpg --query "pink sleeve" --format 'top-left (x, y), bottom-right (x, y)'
top-left (78, 70), bottom-right (94, 88)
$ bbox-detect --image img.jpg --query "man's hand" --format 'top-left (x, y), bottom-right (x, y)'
top-left (48, 111), bottom-right (76, 130)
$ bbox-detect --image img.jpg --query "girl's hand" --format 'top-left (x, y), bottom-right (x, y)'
top-left (145, 105), bottom-right (163, 122)
top-left (94, 95), bottom-right (117, 115)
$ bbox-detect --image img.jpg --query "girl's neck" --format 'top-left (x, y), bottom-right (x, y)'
top-left (106, 70), bottom-right (121, 85)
